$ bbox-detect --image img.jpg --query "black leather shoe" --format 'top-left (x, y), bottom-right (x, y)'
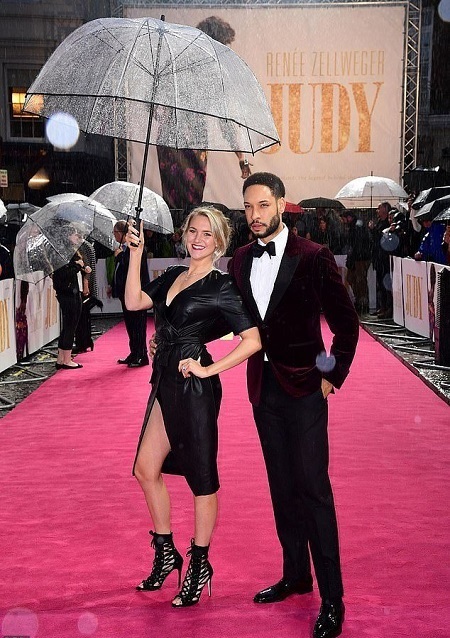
top-left (313, 600), bottom-right (345, 638)
top-left (128, 357), bottom-right (149, 368)
top-left (253, 577), bottom-right (313, 603)
top-left (117, 355), bottom-right (132, 364)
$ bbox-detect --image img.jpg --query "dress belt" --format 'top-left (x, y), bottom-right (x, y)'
top-left (156, 336), bottom-right (202, 367)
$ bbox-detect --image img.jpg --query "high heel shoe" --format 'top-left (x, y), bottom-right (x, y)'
top-left (172, 539), bottom-right (213, 608)
top-left (136, 531), bottom-right (183, 591)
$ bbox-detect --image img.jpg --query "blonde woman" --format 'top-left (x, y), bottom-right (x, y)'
top-left (124, 206), bottom-right (261, 608)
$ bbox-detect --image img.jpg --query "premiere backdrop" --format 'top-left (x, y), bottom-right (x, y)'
top-left (127, 3), bottom-right (407, 208)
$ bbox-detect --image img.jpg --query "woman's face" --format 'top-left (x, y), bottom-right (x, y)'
top-left (68, 228), bottom-right (81, 244)
top-left (185, 215), bottom-right (216, 261)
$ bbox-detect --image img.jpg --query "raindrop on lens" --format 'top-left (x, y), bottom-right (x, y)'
top-left (78, 612), bottom-right (98, 635)
top-left (380, 233), bottom-right (399, 252)
top-left (316, 352), bottom-right (336, 372)
top-left (46, 112), bottom-right (80, 149)
top-left (383, 273), bottom-right (392, 292)
top-left (438, 0), bottom-right (450, 22)
top-left (2, 608), bottom-right (39, 638)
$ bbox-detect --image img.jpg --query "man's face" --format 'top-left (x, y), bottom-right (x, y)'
top-left (243, 184), bottom-right (285, 242)
top-left (376, 203), bottom-right (389, 220)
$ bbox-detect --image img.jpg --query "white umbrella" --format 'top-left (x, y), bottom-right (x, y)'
top-left (335, 175), bottom-right (408, 208)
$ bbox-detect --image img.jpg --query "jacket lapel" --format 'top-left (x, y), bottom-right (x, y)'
top-left (241, 247), bottom-right (262, 322)
top-left (264, 236), bottom-right (301, 321)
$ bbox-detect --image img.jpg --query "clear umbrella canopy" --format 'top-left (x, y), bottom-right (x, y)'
top-left (90, 181), bottom-right (173, 234)
top-left (14, 199), bottom-right (116, 283)
top-left (24, 17), bottom-right (279, 153)
top-left (23, 16), bottom-right (280, 213)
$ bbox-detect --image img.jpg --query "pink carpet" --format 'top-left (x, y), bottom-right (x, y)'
top-left (0, 319), bottom-right (449, 638)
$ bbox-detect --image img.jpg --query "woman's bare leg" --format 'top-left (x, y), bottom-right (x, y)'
top-left (134, 399), bottom-right (172, 532)
top-left (194, 493), bottom-right (218, 547)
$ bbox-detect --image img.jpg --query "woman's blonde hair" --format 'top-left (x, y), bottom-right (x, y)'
top-left (181, 206), bottom-right (232, 263)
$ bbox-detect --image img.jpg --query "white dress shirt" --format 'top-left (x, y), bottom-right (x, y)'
top-left (250, 224), bottom-right (289, 320)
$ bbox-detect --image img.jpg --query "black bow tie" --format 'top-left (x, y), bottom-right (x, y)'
top-left (252, 241), bottom-right (276, 258)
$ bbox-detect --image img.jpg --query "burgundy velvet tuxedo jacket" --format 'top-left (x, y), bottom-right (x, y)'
top-left (228, 232), bottom-right (359, 406)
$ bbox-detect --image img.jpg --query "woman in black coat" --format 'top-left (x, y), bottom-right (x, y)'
top-left (52, 227), bottom-right (91, 370)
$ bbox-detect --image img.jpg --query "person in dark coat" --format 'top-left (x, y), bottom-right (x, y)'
top-left (342, 211), bottom-right (372, 315)
top-left (113, 220), bottom-right (150, 367)
top-left (52, 228), bottom-right (92, 370)
top-left (368, 201), bottom-right (393, 318)
top-left (228, 172), bottom-right (359, 638)
top-left (0, 240), bottom-right (14, 280)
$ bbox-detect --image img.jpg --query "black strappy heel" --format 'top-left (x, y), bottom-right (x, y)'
top-left (136, 531), bottom-right (183, 591)
top-left (172, 539), bottom-right (213, 607)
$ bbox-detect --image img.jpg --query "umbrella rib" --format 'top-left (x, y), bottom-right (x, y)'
top-left (78, 21), bottom-right (148, 131)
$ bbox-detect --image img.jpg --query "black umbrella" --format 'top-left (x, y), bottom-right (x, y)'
top-left (411, 186), bottom-right (450, 210)
top-left (299, 197), bottom-right (345, 209)
top-left (433, 207), bottom-right (450, 223)
top-left (413, 195), bottom-right (450, 219)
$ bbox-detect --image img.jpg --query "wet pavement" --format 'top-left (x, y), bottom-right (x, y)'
top-left (0, 314), bottom-right (449, 417)
top-left (360, 314), bottom-right (450, 406)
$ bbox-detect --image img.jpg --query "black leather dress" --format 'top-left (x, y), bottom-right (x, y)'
top-left (133, 266), bottom-right (255, 496)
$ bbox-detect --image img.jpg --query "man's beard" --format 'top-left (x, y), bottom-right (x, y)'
top-left (250, 212), bottom-right (281, 239)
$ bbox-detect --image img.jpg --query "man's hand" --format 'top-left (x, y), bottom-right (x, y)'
top-left (321, 378), bottom-right (334, 399)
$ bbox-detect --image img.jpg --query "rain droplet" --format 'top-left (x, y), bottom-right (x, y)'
top-left (438, 0), bottom-right (450, 22)
top-left (78, 612), bottom-right (98, 635)
top-left (414, 415), bottom-right (422, 424)
top-left (2, 608), bottom-right (39, 638)
top-left (46, 112), bottom-right (80, 149)
top-left (316, 351), bottom-right (336, 372)
top-left (380, 233), bottom-right (399, 252)
top-left (383, 273), bottom-right (392, 291)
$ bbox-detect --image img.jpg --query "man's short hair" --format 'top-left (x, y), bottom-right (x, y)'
top-left (243, 172), bottom-right (286, 199)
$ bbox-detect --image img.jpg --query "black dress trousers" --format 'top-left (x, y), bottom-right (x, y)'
top-left (252, 363), bottom-right (343, 601)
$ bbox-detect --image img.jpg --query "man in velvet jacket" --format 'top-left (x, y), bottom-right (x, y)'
top-left (228, 173), bottom-right (359, 638)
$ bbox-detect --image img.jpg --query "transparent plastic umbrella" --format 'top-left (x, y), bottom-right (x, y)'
top-left (23, 16), bottom-right (280, 214)
top-left (14, 199), bottom-right (116, 283)
top-left (90, 181), bottom-right (173, 234)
